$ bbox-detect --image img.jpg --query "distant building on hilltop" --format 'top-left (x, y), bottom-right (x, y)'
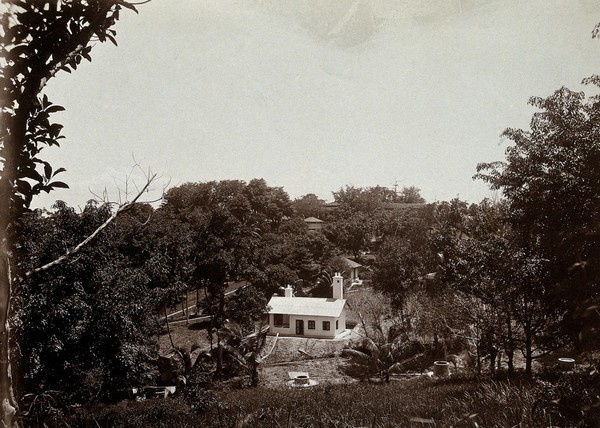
top-left (304, 216), bottom-right (325, 233)
top-left (341, 257), bottom-right (363, 284)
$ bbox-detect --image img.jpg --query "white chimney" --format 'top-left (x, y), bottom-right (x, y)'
top-left (332, 273), bottom-right (343, 300)
top-left (284, 285), bottom-right (293, 298)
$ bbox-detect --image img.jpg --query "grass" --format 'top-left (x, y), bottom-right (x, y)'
top-left (196, 376), bottom-right (545, 427)
top-left (58, 368), bottom-right (600, 427)
top-left (143, 320), bottom-right (600, 427)
top-left (150, 330), bottom-right (562, 427)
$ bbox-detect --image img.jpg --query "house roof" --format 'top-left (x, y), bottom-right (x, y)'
top-left (304, 217), bottom-right (324, 223)
top-left (267, 296), bottom-right (346, 318)
top-left (342, 257), bottom-right (361, 269)
top-left (383, 202), bottom-right (428, 210)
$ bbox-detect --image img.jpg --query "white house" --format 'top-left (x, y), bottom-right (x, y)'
top-left (267, 273), bottom-right (346, 339)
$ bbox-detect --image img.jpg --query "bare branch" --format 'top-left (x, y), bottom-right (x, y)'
top-left (26, 205), bottom-right (117, 277)
top-left (26, 169), bottom-right (164, 277)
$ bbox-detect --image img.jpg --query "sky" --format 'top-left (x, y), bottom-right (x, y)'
top-left (33, 0), bottom-right (600, 209)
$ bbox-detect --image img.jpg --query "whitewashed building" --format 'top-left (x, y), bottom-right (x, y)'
top-left (267, 273), bottom-right (347, 339)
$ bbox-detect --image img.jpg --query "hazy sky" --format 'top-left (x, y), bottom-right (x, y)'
top-left (34, 0), bottom-right (600, 209)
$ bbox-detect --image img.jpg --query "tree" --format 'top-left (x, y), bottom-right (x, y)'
top-left (157, 180), bottom-right (291, 376)
top-left (371, 202), bottom-right (434, 309)
top-left (343, 290), bottom-right (423, 382)
top-left (331, 185), bottom-right (386, 216)
top-left (326, 185), bottom-right (427, 257)
top-left (397, 186), bottom-right (426, 203)
top-left (225, 286), bottom-right (268, 335)
top-left (325, 211), bottom-right (379, 258)
top-left (0, 2), bottom-right (141, 424)
top-left (292, 193), bottom-right (325, 218)
top-left (431, 199), bottom-right (510, 369)
top-left (475, 83), bottom-right (600, 344)
top-left (218, 321), bottom-right (274, 387)
top-left (372, 238), bottom-right (428, 312)
top-left (432, 199), bottom-right (568, 375)
top-left (15, 200), bottom-right (166, 406)
top-left (243, 179), bottom-right (293, 231)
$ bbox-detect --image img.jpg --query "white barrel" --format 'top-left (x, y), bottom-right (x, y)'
top-left (433, 360), bottom-right (450, 377)
top-left (558, 358), bottom-right (575, 371)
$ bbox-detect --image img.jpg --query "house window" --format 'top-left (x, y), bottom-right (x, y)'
top-left (336, 320), bottom-right (339, 330)
top-left (308, 320), bottom-right (315, 330)
top-left (273, 314), bottom-right (290, 328)
top-left (323, 321), bottom-right (330, 331)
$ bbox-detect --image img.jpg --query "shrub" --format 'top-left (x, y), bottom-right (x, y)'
top-left (534, 363), bottom-right (600, 426)
top-left (184, 369), bottom-right (216, 414)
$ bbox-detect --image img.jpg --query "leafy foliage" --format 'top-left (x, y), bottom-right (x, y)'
top-left (14, 202), bottom-right (162, 402)
top-left (344, 290), bottom-right (425, 381)
top-left (218, 321), bottom-right (270, 387)
top-left (291, 193), bottom-right (325, 218)
top-left (476, 82), bottom-right (600, 349)
top-left (1, 0), bottom-right (139, 216)
top-left (0, 1), bottom-right (141, 424)
top-left (225, 286), bottom-right (268, 334)
top-left (431, 200), bottom-right (568, 375)
top-left (476, 84), bottom-right (600, 305)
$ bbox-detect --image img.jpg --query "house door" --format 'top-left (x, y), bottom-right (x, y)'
top-left (295, 319), bottom-right (304, 335)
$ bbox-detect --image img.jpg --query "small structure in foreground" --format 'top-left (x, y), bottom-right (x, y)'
top-left (287, 371), bottom-right (318, 388)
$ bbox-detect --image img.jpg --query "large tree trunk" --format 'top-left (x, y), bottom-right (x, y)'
top-left (0, 250), bottom-right (17, 428)
top-left (0, 107), bottom-right (24, 428)
top-left (524, 332), bottom-right (533, 376)
top-left (250, 364), bottom-right (259, 387)
top-left (506, 314), bottom-right (514, 376)
top-left (0, 150), bottom-right (18, 426)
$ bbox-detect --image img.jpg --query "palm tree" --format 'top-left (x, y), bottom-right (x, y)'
top-left (342, 316), bottom-right (423, 382)
top-left (343, 336), bottom-right (423, 383)
top-left (218, 321), bottom-right (277, 387)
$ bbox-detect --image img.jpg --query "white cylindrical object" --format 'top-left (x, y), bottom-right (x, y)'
top-left (295, 375), bottom-right (310, 385)
top-left (433, 360), bottom-right (450, 377)
top-left (558, 357), bottom-right (575, 371)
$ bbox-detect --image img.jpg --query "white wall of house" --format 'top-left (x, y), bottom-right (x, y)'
top-left (269, 313), bottom-right (346, 339)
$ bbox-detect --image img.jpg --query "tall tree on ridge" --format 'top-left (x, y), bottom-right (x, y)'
top-left (0, 2), bottom-right (142, 424)
top-left (476, 83), bottom-right (600, 342)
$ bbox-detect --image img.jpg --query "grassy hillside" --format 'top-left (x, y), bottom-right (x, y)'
top-left (199, 376), bottom-right (542, 427)
top-left (60, 359), bottom-right (600, 427)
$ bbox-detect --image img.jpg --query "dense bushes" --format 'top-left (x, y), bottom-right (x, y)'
top-left (534, 363), bottom-right (600, 426)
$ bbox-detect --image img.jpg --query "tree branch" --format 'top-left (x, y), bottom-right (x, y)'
top-left (25, 172), bottom-right (158, 277)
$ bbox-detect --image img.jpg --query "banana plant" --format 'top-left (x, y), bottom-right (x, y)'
top-left (218, 321), bottom-right (277, 387)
